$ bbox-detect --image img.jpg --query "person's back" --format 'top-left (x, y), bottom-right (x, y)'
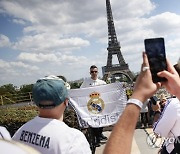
top-left (12, 75), bottom-right (91, 154)
top-left (153, 97), bottom-right (180, 153)
top-left (13, 117), bottom-right (90, 154)
top-left (140, 100), bottom-right (149, 128)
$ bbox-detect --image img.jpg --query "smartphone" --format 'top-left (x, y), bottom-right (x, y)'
top-left (144, 37), bottom-right (167, 83)
top-left (150, 96), bottom-right (159, 105)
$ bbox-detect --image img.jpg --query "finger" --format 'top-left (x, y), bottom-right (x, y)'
top-left (156, 82), bottom-right (162, 89)
top-left (141, 52), bottom-right (151, 72)
top-left (157, 70), bottom-right (173, 81)
top-left (142, 52), bottom-right (150, 67)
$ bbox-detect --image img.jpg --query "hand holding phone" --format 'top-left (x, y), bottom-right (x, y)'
top-left (144, 37), bottom-right (167, 83)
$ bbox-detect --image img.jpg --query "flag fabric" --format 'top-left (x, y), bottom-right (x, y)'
top-left (69, 82), bottom-right (127, 128)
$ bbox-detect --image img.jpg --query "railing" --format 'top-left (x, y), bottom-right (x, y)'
top-left (0, 92), bottom-right (33, 105)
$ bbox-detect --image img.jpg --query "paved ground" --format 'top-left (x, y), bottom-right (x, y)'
top-left (95, 128), bottom-right (161, 154)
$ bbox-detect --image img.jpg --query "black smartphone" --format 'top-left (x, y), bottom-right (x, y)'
top-left (150, 96), bottom-right (159, 105)
top-left (144, 37), bottom-right (167, 83)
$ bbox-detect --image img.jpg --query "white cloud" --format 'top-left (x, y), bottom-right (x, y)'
top-left (0, 0), bottom-right (155, 36)
top-left (0, 34), bottom-right (11, 47)
top-left (167, 38), bottom-right (180, 50)
top-left (146, 12), bottom-right (180, 35)
top-left (113, 12), bottom-right (180, 69)
top-left (0, 59), bottom-right (39, 71)
top-left (18, 52), bottom-right (89, 66)
top-left (166, 38), bottom-right (180, 61)
top-left (10, 61), bottom-right (39, 71)
top-left (13, 34), bottom-right (90, 53)
top-left (0, 59), bottom-right (40, 85)
top-left (12, 18), bottom-right (26, 25)
top-left (0, 59), bottom-right (10, 68)
top-left (112, 0), bottom-right (155, 18)
top-left (18, 52), bottom-right (58, 62)
top-left (0, 0), bottom-right (180, 86)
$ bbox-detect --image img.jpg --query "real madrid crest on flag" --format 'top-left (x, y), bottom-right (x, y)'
top-left (87, 92), bottom-right (105, 114)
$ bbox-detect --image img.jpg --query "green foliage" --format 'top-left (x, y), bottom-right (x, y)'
top-left (70, 82), bottom-right (82, 89)
top-left (0, 106), bottom-right (38, 136)
top-left (126, 89), bottom-right (133, 99)
top-left (0, 106), bottom-right (38, 124)
top-left (0, 84), bottom-right (34, 105)
top-left (64, 108), bottom-right (79, 129)
top-left (0, 105), bottom-right (79, 136)
top-left (19, 84), bottom-right (33, 93)
top-left (0, 84), bottom-right (16, 95)
top-left (0, 92), bottom-right (33, 105)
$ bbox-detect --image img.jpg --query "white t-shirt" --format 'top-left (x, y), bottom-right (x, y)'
top-left (0, 126), bottom-right (11, 140)
top-left (80, 78), bottom-right (106, 88)
top-left (140, 100), bottom-right (149, 113)
top-left (12, 116), bottom-right (91, 154)
top-left (153, 98), bottom-right (180, 153)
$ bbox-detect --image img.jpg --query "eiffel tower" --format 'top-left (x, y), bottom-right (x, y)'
top-left (102, 0), bottom-right (134, 82)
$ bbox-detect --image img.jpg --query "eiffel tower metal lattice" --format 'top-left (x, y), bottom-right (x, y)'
top-left (102, 0), bottom-right (134, 82)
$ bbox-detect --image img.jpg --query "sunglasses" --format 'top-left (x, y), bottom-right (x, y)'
top-left (90, 71), bottom-right (98, 73)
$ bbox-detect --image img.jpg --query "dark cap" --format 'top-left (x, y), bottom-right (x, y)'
top-left (33, 75), bottom-right (68, 109)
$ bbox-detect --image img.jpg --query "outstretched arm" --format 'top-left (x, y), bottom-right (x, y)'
top-left (104, 104), bottom-right (140, 154)
top-left (104, 52), bottom-right (160, 154)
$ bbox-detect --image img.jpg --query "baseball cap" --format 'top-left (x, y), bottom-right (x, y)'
top-left (33, 75), bottom-right (68, 109)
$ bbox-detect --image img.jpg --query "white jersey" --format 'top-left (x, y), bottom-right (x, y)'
top-left (80, 77), bottom-right (106, 88)
top-left (12, 116), bottom-right (91, 154)
top-left (153, 98), bottom-right (180, 153)
top-left (0, 126), bottom-right (11, 140)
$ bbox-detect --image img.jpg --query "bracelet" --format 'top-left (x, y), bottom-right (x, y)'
top-left (127, 98), bottom-right (143, 109)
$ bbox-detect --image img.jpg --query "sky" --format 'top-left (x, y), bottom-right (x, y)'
top-left (0, 0), bottom-right (180, 87)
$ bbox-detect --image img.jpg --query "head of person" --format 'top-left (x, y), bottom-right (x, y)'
top-left (160, 94), bottom-right (167, 105)
top-left (32, 75), bottom-right (68, 111)
top-left (90, 65), bottom-right (98, 80)
top-left (57, 75), bottom-right (71, 89)
top-left (174, 62), bottom-right (180, 76)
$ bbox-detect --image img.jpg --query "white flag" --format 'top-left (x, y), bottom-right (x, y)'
top-left (69, 82), bottom-right (127, 128)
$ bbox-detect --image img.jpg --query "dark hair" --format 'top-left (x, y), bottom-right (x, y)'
top-left (90, 65), bottom-right (98, 70)
top-left (174, 64), bottom-right (180, 76)
top-left (57, 75), bottom-right (67, 82)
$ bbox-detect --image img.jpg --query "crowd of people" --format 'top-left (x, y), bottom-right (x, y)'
top-left (0, 52), bottom-right (179, 154)
top-left (138, 93), bottom-right (170, 129)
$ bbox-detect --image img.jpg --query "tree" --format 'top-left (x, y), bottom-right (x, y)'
top-left (0, 84), bottom-right (16, 95)
top-left (19, 84), bottom-right (33, 93)
top-left (70, 82), bottom-right (82, 89)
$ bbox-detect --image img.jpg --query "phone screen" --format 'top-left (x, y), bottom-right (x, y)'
top-left (144, 38), bottom-right (167, 83)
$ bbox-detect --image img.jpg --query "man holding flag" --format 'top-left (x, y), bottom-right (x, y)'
top-left (80, 65), bottom-right (107, 146)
